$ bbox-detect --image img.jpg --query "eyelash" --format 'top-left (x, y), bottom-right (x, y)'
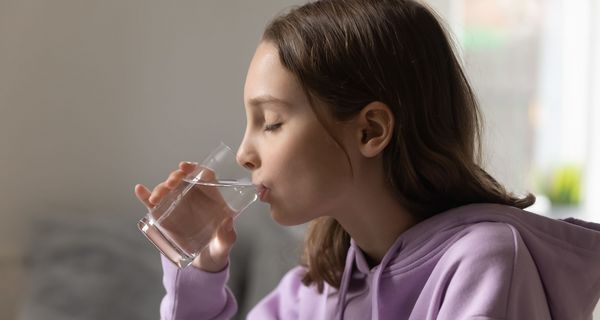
top-left (264, 122), bottom-right (283, 132)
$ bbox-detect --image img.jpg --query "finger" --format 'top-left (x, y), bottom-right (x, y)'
top-left (192, 168), bottom-right (225, 202)
top-left (179, 161), bottom-right (198, 173)
top-left (165, 170), bottom-right (187, 189)
top-left (214, 216), bottom-right (237, 253)
top-left (199, 168), bottom-right (216, 182)
top-left (134, 184), bottom-right (154, 209)
top-left (192, 217), bottom-right (237, 272)
top-left (148, 182), bottom-right (170, 205)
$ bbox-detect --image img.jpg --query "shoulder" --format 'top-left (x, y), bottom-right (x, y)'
top-left (248, 266), bottom-right (326, 320)
top-left (429, 223), bottom-right (550, 319)
top-left (442, 222), bottom-right (520, 265)
top-left (257, 266), bottom-right (308, 306)
top-left (278, 266), bottom-right (306, 294)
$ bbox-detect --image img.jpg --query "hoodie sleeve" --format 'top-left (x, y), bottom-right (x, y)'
top-left (436, 222), bottom-right (551, 320)
top-left (160, 255), bottom-right (237, 320)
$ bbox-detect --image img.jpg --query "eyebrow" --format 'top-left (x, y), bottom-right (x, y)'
top-left (248, 95), bottom-right (293, 108)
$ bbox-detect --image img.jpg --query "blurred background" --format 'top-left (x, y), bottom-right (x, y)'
top-left (0, 0), bottom-right (598, 319)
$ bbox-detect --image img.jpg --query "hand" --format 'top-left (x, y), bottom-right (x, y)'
top-left (134, 161), bottom-right (237, 272)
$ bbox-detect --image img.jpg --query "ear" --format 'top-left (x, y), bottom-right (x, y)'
top-left (355, 101), bottom-right (394, 158)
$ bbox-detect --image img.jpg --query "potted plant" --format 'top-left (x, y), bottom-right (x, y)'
top-left (543, 164), bottom-right (583, 218)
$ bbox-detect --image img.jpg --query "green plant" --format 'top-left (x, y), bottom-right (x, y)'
top-left (544, 165), bottom-right (582, 205)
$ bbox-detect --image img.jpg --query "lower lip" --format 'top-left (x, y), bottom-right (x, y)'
top-left (259, 188), bottom-right (269, 201)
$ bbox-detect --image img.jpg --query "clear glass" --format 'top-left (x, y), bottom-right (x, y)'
top-left (137, 142), bottom-right (257, 268)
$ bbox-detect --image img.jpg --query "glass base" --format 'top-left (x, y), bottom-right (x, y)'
top-left (137, 216), bottom-right (194, 268)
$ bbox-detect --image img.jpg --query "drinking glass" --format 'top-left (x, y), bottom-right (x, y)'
top-left (138, 142), bottom-right (257, 268)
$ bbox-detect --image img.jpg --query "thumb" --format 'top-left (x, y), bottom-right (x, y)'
top-left (213, 216), bottom-right (237, 255)
top-left (193, 216), bottom-right (237, 272)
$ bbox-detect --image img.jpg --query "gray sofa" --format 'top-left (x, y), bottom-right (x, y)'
top-left (17, 208), bottom-right (303, 320)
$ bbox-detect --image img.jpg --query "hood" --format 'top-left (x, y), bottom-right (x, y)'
top-left (337, 203), bottom-right (600, 319)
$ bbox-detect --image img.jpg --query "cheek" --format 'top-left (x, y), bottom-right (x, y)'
top-left (266, 129), bottom-right (352, 223)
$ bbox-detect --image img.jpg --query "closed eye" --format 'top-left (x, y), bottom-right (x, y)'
top-left (264, 122), bottom-right (283, 132)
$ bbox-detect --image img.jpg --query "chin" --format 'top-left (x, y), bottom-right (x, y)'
top-left (269, 206), bottom-right (308, 226)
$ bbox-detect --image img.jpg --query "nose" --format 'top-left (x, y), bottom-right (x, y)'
top-left (236, 138), bottom-right (259, 171)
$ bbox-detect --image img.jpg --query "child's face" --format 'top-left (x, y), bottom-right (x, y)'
top-left (237, 41), bottom-right (354, 226)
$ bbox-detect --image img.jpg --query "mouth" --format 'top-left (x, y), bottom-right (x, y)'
top-left (255, 184), bottom-right (270, 202)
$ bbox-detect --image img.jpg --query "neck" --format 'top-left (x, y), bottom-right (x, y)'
top-left (334, 178), bottom-right (417, 266)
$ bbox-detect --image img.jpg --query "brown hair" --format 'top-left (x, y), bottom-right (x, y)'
top-left (262, 0), bottom-right (535, 292)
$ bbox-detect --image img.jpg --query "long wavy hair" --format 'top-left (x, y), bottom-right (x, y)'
top-left (262, 0), bottom-right (535, 293)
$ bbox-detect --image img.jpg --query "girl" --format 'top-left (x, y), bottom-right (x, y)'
top-left (135, 0), bottom-right (600, 319)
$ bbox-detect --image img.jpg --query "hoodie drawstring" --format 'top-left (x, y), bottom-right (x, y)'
top-left (336, 239), bottom-right (403, 319)
top-left (371, 238), bottom-right (404, 319)
top-left (371, 266), bottom-right (383, 319)
top-left (336, 245), bottom-right (355, 320)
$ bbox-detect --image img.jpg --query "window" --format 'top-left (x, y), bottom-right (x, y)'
top-left (429, 0), bottom-right (599, 221)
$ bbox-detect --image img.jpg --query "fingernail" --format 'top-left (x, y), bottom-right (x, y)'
top-left (185, 161), bottom-right (198, 166)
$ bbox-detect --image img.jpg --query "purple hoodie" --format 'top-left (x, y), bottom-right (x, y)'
top-left (159, 203), bottom-right (600, 319)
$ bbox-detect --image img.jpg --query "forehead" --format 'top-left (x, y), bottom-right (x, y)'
top-left (243, 42), bottom-right (309, 109)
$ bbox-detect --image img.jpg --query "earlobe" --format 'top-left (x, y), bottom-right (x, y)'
top-left (357, 102), bottom-right (394, 158)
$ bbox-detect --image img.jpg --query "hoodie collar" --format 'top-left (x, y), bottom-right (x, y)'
top-left (351, 239), bottom-right (377, 274)
top-left (336, 203), bottom-right (600, 319)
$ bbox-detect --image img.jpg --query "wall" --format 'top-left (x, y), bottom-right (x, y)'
top-left (0, 0), bottom-right (302, 318)
top-left (0, 0), bottom-right (323, 255)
